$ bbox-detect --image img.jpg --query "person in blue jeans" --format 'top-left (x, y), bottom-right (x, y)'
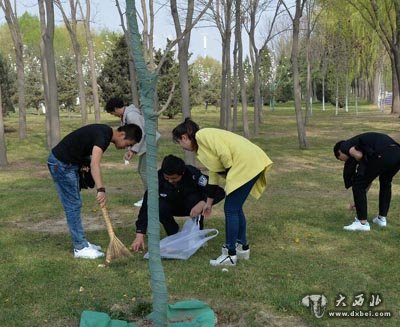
top-left (172, 119), bottom-right (273, 266)
top-left (47, 124), bottom-right (142, 259)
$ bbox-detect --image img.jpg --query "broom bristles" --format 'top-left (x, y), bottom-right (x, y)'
top-left (105, 235), bottom-right (132, 264)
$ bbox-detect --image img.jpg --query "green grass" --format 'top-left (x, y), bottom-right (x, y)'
top-left (1, 103), bottom-right (400, 326)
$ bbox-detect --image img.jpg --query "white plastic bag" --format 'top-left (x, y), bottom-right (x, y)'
top-left (144, 216), bottom-right (218, 260)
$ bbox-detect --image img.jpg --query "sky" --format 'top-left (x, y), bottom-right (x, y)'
top-left (0, 0), bottom-right (223, 61)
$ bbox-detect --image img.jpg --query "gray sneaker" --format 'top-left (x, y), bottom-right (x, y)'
top-left (74, 246), bottom-right (104, 259)
top-left (372, 216), bottom-right (387, 227)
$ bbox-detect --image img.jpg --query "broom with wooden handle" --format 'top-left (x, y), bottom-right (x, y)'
top-left (100, 206), bottom-right (132, 264)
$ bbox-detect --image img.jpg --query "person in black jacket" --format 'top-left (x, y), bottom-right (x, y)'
top-left (334, 132), bottom-right (400, 231)
top-left (131, 154), bottom-right (225, 252)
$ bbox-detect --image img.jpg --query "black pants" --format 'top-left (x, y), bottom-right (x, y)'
top-left (352, 145), bottom-right (400, 220)
top-left (139, 188), bottom-right (225, 235)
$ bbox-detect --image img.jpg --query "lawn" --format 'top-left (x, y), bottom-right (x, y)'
top-left (1, 103), bottom-right (399, 326)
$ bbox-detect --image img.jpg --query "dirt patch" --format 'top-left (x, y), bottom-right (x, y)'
top-left (11, 211), bottom-right (134, 234)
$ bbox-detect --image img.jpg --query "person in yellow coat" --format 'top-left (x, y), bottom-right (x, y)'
top-left (172, 118), bottom-right (272, 266)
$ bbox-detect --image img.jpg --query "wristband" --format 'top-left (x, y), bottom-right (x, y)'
top-left (97, 187), bottom-right (106, 193)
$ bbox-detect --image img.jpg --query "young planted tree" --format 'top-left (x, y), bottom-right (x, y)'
top-left (0, 0), bottom-right (26, 139)
top-left (126, 0), bottom-right (167, 324)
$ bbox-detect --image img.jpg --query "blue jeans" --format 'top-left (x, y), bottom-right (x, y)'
top-left (47, 152), bottom-right (88, 250)
top-left (224, 174), bottom-right (259, 255)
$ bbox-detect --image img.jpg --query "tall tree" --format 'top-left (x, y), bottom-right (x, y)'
top-left (0, 84), bottom-right (8, 167)
top-left (126, 0), bottom-right (168, 325)
top-left (244, 0), bottom-right (282, 135)
top-left (234, 0), bottom-right (250, 137)
top-left (348, 0), bottom-right (400, 114)
top-left (55, 0), bottom-right (88, 125)
top-left (283, 0), bottom-right (308, 149)
top-left (115, 0), bottom-right (140, 107)
top-left (39, 0), bottom-right (60, 149)
top-left (0, 0), bottom-right (26, 139)
top-left (78, 0), bottom-right (101, 122)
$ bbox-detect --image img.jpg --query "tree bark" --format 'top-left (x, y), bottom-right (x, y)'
top-left (55, 0), bottom-right (87, 125)
top-left (287, 0), bottom-right (308, 149)
top-left (39, 0), bottom-right (60, 149)
top-left (1, 0), bottom-right (26, 139)
top-left (235, 0), bottom-right (249, 138)
top-left (0, 85), bottom-right (8, 167)
top-left (80, 0), bottom-right (101, 122)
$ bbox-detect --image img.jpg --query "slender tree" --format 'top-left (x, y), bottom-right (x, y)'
top-left (38, 0), bottom-right (60, 149)
top-left (126, 0), bottom-right (167, 325)
top-left (0, 85), bottom-right (8, 167)
top-left (78, 0), bottom-right (101, 122)
top-left (283, 0), bottom-right (308, 149)
top-left (55, 0), bottom-right (88, 125)
top-left (0, 0), bottom-right (26, 139)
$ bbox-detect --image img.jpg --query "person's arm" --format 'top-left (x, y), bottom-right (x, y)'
top-left (131, 192), bottom-right (148, 251)
top-left (201, 197), bottom-right (214, 218)
top-left (90, 146), bottom-right (106, 207)
top-left (349, 146), bottom-right (363, 161)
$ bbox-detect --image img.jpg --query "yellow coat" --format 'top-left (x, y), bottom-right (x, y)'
top-left (195, 128), bottom-right (273, 199)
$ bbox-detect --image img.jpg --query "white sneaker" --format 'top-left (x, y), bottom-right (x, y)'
top-left (222, 244), bottom-right (250, 260)
top-left (74, 246), bottom-right (104, 259)
top-left (210, 254), bottom-right (237, 266)
top-left (134, 199), bottom-right (143, 207)
top-left (88, 242), bottom-right (102, 251)
top-left (343, 218), bottom-right (370, 231)
top-left (372, 216), bottom-right (387, 227)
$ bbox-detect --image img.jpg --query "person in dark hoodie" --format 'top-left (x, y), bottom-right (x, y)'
top-left (334, 132), bottom-right (400, 231)
top-left (130, 155), bottom-right (225, 252)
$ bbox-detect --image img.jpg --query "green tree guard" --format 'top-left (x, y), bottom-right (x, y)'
top-left (125, 1), bottom-right (168, 326)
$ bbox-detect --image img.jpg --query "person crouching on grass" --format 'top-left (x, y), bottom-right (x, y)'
top-left (130, 154), bottom-right (225, 252)
top-left (47, 124), bottom-right (142, 259)
top-left (172, 118), bottom-right (273, 266)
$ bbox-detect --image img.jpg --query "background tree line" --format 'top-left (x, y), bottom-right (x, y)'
top-left (0, 0), bottom-right (398, 165)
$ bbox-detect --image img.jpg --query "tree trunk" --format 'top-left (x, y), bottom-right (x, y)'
top-left (253, 56), bottom-right (261, 135)
top-left (235, 0), bottom-right (249, 138)
top-left (0, 85), bottom-right (8, 167)
top-left (82, 0), bottom-right (101, 122)
top-left (1, 0), bottom-right (26, 139)
top-left (290, 0), bottom-right (308, 149)
top-left (126, 1), bottom-right (168, 325)
top-left (39, 0), bottom-right (60, 149)
top-left (55, 0), bottom-right (87, 125)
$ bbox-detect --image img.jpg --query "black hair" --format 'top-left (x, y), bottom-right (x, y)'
top-left (161, 155), bottom-right (186, 176)
top-left (118, 124), bottom-right (142, 143)
top-left (333, 141), bottom-right (345, 158)
top-left (105, 97), bottom-right (124, 113)
top-left (172, 118), bottom-right (199, 151)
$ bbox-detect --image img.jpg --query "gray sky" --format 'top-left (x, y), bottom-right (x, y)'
top-left (0, 0), bottom-right (222, 61)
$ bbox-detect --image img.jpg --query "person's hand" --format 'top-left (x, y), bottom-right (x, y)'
top-left (96, 190), bottom-right (106, 207)
top-left (202, 203), bottom-right (212, 218)
top-left (190, 201), bottom-right (206, 217)
top-left (124, 150), bottom-right (134, 161)
top-left (348, 203), bottom-right (356, 211)
top-left (131, 233), bottom-right (145, 252)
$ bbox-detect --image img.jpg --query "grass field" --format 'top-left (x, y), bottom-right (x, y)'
top-left (1, 103), bottom-right (400, 326)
